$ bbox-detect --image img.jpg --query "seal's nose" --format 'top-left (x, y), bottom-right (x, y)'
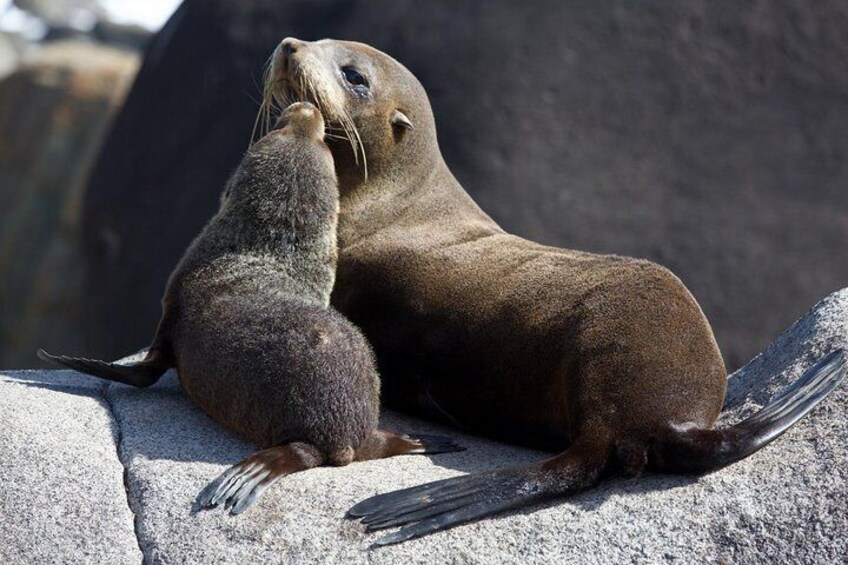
top-left (280, 37), bottom-right (303, 59)
top-left (276, 38), bottom-right (306, 74)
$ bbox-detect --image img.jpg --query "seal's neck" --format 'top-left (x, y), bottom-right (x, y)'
top-left (337, 157), bottom-right (502, 248)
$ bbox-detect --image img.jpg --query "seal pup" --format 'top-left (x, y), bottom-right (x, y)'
top-left (264, 38), bottom-right (848, 545)
top-left (39, 101), bottom-right (463, 515)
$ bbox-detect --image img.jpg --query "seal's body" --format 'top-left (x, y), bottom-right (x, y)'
top-left (39, 102), bottom-right (462, 514)
top-left (339, 233), bottom-right (725, 451)
top-left (264, 38), bottom-right (847, 545)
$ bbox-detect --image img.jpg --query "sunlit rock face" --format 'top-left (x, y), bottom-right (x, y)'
top-left (1, 289), bottom-right (847, 562)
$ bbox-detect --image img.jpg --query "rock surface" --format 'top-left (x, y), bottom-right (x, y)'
top-left (1, 289), bottom-right (846, 563)
top-left (81, 0), bottom-right (848, 370)
top-left (0, 370), bottom-right (141, 564)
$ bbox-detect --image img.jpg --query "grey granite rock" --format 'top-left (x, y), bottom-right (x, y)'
top-left (0, 370), bottom-right (142, 564)
top-left (2, 288), bottom-right (847, 563)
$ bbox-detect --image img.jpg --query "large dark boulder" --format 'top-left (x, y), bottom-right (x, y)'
top-left (0, 41), bottom-right (138, 368)
top-left (82, 0), bottom-right (848, 369)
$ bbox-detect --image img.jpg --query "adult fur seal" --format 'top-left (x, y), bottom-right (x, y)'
top-left (39, 101), bottom-right (462, 514)
top-left (264, 38), bottom-right (848, 545)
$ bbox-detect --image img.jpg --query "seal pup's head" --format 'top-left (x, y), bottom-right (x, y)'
top-left (272, 101), bottom-right (325, 142)
top-left (220, 101), bottom-right (336, 229)
top-left (263, 38), bottom-right (439, 188)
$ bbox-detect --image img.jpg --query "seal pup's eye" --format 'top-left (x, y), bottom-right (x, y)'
top-left (341, 66), bottom-right (369, 88)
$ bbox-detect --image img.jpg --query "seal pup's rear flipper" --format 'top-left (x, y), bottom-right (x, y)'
top-left (196, 443), bottom-right (324, 515)
top-left (354, 429), bottom-right (465, 461)
top-left (654, 349), bottom-right (846, 473)
top-left (347, 439), bottom-right (608, 547)
top-left (37, 348), bottom-right (170, 388)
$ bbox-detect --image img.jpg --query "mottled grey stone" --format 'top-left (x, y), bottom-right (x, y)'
top-left (107, 289), bottom-right (847, 563)
top-left (0, 370), bottom-right (142, 564)
top-left (2, 289), bottom-right (846, 563)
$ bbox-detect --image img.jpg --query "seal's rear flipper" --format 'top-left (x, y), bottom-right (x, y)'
top-left (196, 443), bottom-right (324, 515)
top-left (37, 348), bottom-right (169, 388)
top-left (348, 441), bottom-right (606, 547)
top-left (354, 429), bottom-right (465, 461)
top-left (656, 349), bottom-right (847, 473)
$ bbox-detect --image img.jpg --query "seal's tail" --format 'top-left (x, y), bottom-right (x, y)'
top-left (346, 439), bottom-right (609, 547)
top-left (653, 349), bottom-right (846, 474)
top-left (37, 348), bottom-right (170, 388)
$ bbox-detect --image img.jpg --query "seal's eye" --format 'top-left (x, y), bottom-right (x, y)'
top-left (342, 67), bottom-right (368, 88)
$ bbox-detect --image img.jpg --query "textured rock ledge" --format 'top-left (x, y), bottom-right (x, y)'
top-left (1, 288), bottom-right (846, 564)
top-left (0, 370), bottom-right (142, 564)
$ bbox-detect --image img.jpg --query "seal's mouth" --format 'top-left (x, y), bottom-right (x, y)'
top-left (256, 49), bottom-right (368, 178)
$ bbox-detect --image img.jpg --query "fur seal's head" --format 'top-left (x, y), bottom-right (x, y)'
top-left (221, 100), bottom-right (336, 219)
top-left (263, 38), bottom-right (439, 187)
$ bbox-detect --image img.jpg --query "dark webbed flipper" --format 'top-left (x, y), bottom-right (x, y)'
top-left (354, 429), bottom-right (465, 462)
top-left (37, 348), bottom-right (169, 388)
top-left (197, 443), bottom-right (323, 515)
top-left (656, 349), bottom-right (847, 473)
top-left (197, 432), bottom-right (464, 517)
top-left (405, 434), bottom-right (466, 455)
top-left (348, 442), bottom-right (606, 547)
top-left (737, 349), bottom-right (845, 438)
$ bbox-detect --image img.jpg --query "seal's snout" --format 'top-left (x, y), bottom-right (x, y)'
top-left (281, 39), bottom-right (299, 57)
top-left (280, 101), bottom-right (325, 141)
top-left (287, 101), bottom-right (316, 112)
top-left (284, 101), bottom-right (319, 122)
top-left (270, 37), bottom-right (314, 108)
top-left (277, 37), bottom-right (305, 70)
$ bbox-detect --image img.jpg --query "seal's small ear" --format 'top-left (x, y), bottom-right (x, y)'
top-left (390, 110), bottom-right (414, 131)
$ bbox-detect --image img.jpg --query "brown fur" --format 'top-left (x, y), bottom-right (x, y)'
top-left (270, 38), bottom-right (725, 464)
top-left (268, 39), bottom-right (846, 545)
top-left (39, 102), bottom-right (463, 514)
top-left (154, 102), bottom-right (378, 461)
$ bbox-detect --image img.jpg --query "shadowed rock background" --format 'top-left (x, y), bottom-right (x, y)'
top-left (0, 42), bottom-right (139, 367)
top-left (0, 0), bottom-right (153, 368)
top-left (75, 0), bottom-right (848, 371)
top-left (1, 1), bottom-right (846, 371)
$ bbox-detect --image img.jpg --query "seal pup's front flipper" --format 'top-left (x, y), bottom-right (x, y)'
top-left (196, 431), bottom-right (465, 517)
top-left (37, 348), bottom-right (170, 388)
top-left (196, 442), bottom-right (324, 515)
top-left (347, 437), bottom-right (608, 547)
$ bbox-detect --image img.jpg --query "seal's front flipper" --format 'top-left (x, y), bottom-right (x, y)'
top-left (37, 348), bottom-right (170, 388)
top-left (354, 429), bottom-right (465, 462)
top-left (349, 441), bottom-right (606, 547)
top-left (655, 349), bottom-right (847, 473)
top-left (196, 442), bottom-right (323, 515)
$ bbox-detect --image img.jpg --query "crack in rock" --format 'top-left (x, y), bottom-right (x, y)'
top-left (101, 382), bottom-right (148, 565)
